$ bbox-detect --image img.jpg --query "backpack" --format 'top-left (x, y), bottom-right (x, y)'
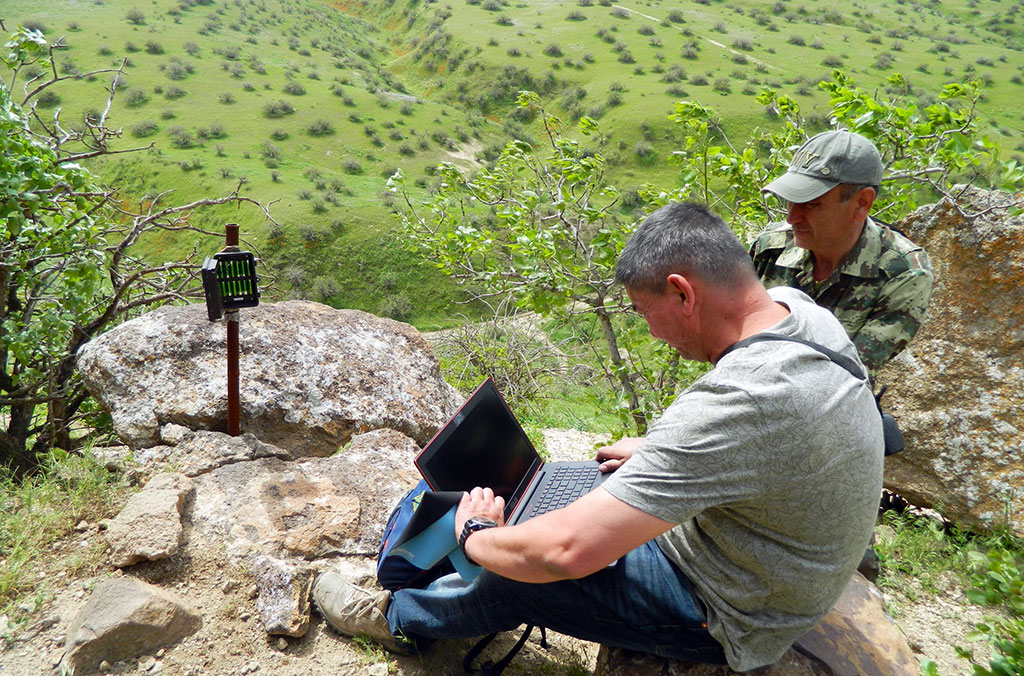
top-left (375, 479), bottom-right (548, 675)
top-left (376, 478), bottom-right (455, 591)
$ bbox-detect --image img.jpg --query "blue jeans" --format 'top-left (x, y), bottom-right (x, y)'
top-left (385, 540), bottom-right (727, 663)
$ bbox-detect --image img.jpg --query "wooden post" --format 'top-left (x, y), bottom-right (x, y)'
top-left (224, 223), bottom-right (240, 436)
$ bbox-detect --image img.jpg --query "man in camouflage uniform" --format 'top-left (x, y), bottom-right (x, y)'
top-left (750, 130), bottom-right (933, 382)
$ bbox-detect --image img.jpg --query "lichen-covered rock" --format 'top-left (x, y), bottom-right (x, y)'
top-left (879, 186), bottom-right (1024, 535)
top-left (76, 300), bottom-right (462, 454)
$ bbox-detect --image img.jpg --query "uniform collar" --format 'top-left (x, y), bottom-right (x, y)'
top-left (775, 217), bottom-right (882, 281)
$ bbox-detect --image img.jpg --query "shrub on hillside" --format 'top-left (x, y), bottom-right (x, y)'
top-left (131, 120), bottom-right (159, 138)
top-left (167, 126), bottom-right (194, 148)
top-left (125, 8), bottom-right (145, 25)
top-left (263, 99), bottom-right (295, 117)
top-left (283, 82), bottom-right (306, 96)
top-left (307, 119), bottom-right (335, 136)
top-left (126, 89), bottom-right (148, 107)
top-left (36, 90), bottom-right (61, 108)
top-left (197, 123), bottom-right (226, 140)
top-left (164, 61), bottom-right (188, 81)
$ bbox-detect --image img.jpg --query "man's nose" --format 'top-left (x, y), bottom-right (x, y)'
top-left (786, 202), bottom-right (804, 224)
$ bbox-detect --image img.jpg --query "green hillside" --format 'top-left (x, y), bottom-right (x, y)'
top-left (5, 0), bottom-right (1022, 327)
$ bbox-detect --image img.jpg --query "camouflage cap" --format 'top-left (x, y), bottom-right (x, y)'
top-left (763, 130), bottom-right (883, 203)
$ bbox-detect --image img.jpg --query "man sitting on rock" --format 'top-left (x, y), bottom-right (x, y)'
top-left (312, 202), bottom-right (884, 672)
top-left (751, 129), bottom-right (934, 383)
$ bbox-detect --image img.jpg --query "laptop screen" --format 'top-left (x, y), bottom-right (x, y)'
top-left (415, 379), bottom-right (541, 511)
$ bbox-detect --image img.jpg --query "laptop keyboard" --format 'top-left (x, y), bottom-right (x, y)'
top-left (527, 465), bottom-right (598, 517)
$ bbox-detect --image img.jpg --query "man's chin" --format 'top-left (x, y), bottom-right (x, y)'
top-left (792, 231), bottom-right (814, 249)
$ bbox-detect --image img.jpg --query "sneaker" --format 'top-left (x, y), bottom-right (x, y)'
top-left (311, 572), bottom-right (413, 654)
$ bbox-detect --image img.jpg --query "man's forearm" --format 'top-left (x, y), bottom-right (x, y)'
top-left (460, 487), bottom-right (674, 583)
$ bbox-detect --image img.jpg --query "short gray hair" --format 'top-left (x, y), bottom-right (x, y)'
top-left (615, 202), bottom-right (757, 295)
top-left (837, 183), bottom-right (879, 201)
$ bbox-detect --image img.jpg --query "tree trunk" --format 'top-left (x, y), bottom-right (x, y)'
top-left (595, 306), bottom-right (647, 435)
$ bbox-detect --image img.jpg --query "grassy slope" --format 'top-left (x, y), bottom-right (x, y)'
top-left (4, 0), bottom-right (1022, 330)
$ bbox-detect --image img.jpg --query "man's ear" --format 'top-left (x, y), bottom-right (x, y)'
top-left (665, 274), bottom-right (695, 313)
top-left (855, 186), bottom-right (876, 220)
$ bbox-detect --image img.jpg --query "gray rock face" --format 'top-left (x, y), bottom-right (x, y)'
top-left (76, 300), bottom-right (462, 454)
top-left (188, 428), bottom-right (423, 563)
top-left (104, 472), bottom-right (194, 567)
top-left (60, 578), bottom-right (202, 675)
top-left (879, 186), bottom-right (1024, 535)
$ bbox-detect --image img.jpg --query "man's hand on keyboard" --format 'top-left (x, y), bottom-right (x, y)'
top-left (595, 436), bottom-right (643, 473)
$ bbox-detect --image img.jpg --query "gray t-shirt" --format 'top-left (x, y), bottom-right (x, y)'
top-left (602, 286), bottom-right (883, 671)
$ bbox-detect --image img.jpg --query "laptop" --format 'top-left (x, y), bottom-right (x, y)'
top-left (415, 378), bottom-right (608, 525)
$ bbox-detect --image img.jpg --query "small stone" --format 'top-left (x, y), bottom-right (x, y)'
top-left (150, 660), bottom-right (163, 673)
top-left (156, 649), bottom-right (165, 658)
top-left (222, 580), bottom-right (239, 594)
top-left (239, 610), bottom-right (250, 622)
top-left (366, 663), bottom-right (389, 676)
top-left (245, 660), bottom-right (260, 673)
top-left (275, 637), bottom-right (288, 651)
top-left (138, 655), bottom-right (157, 671)
top-left (247, 584), bottom-right (258, 600)
top-left (75, 520), bottom-right (91, 532)
top-left (99, 660), bottom-right (112, 671)
top-left (17, 602), bottom-right (33, 613)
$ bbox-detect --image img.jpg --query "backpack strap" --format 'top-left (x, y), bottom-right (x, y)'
top-left (718, 334), bottom-right (866, 381)
top-left (463, 624), bottom-right (545, 676)
top-left (718, 333), bottom-right (908, 455)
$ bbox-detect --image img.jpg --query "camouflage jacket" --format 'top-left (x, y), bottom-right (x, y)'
top-left (750, 217), bottom-right (933, 381)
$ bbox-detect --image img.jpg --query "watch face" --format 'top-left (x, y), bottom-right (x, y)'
top-left (467, 517), bottom-right (497, 529)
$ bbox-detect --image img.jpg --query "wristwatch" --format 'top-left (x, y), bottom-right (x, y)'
top-left (458, 516), bottom-right (498, 566)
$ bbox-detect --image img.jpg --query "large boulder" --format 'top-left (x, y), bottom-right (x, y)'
top-left (76, 301), bottom-right (461, 455)
top-left (879, 186), bottom-right (1024, 535)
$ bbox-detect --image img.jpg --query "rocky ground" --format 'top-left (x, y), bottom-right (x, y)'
top-left (0, 428), bottom-right (996, 676)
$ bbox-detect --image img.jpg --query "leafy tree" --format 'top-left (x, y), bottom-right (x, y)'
top-left (1, 28), bottom-right (274, 475)
top-left (395, 75), bottom-right (1023, 434)
top-left (665, 70), bottom-right (1024, 236)
top-left (392, 92), bottom-right (701, 434)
